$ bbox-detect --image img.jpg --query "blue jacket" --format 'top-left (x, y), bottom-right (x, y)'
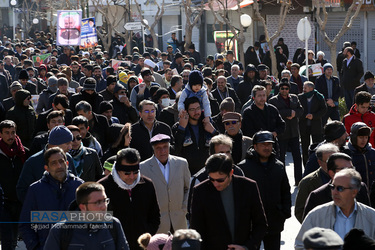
top-left (16, 149), bottom-right (77, 202)
top-left (19, 172), bottom-right (83, 250)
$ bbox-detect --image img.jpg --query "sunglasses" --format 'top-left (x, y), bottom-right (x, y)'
top-left (124, 170), bottom-right (139, 175)
top-left (72, 135), bottom-right (82, 142)
top-left (225, 121), bottom-right (238, 126)
top-left (329, 184), bottom-right (353, 192)
top-left (208, 175), bottom-right (228, 183)
top-left (280, 87), bottom-right (289, 90)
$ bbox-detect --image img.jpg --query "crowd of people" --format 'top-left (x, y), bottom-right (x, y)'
top-left (0, 31), bottom-right (375, 250)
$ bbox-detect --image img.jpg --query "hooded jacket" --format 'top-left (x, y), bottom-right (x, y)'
top-left (6, 89), bottom-right (36, 147)
top-left (343, 104), bottom-right (375, 149)
top-left (237, 65), bottom-right (260, 105)
top-left (348, 125), bottom-right (375, 188)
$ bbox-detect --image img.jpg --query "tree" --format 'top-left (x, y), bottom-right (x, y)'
top-left (91, 0), bottom-right (129, 52)
top-left (314, 0), bottom-right (362, 75)
top-left (181, 0), bottom-right (204, 51)
top-left (134, 0), bottom-right (165, 50)
top-left (207, 0), bottom-right (247, 65)
top-left (252, 0), bottom-right (292, 77)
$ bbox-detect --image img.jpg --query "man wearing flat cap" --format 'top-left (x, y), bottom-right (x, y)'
top-left (238, 130), bottom-right (291, 249)
top-left (222, 112), bottom-right (252, 164)
top-left (140, 134), bottom-right (190, 234)
top-left (99, 148), bottom-right (160, 250)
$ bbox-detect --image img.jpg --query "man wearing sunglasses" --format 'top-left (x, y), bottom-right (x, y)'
top-left (269, 78), bottom-right (304, 185)
top-left (67, 125), bottom-right (103, 181)
top-left (190, 153), bottom-right (267, 250)
top-left (295, 168), bottom-right (375, 249)
top-left (238, 130), bottom-right (291, 250)
top-left (44, 182), bottom-right (129, 250)
top-left (99, 148), bottom-right (160, 250)
top-left (222, 112), bottom-right (252, 164)
top-left (302, 153), bottom-right (370, 222)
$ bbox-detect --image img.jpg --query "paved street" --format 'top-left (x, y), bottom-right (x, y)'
top-left (5, 152), bottom-right (300, 250)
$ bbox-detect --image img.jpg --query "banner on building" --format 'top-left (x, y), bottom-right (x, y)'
top-left (214, 31), bottom-right (239, 59)
top-left (80, 17), bottom-right (98, 49)
top-left (32, 53), bottom-right (51, 67)
top-left (56, 10), bottom-right (82, 46)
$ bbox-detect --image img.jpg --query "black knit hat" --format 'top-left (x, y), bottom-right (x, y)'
top-left (188, 70), bottom-right (204, 88)
top-left (364, 71), bottom-right (374, 81)
top-left (18, 69), bottom-right (29, 80)
top-left (99, 101), bottom-right (113, 114)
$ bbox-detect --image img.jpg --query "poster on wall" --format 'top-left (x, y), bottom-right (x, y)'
top-left (80, 17), bottom-right (98, 49)
top-left (56, 10), bottom-right (82, 46)
top-left (214, 31), bottom-right (239, 59)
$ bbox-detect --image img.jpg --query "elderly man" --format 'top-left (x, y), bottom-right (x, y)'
top-left (355, 71), bottom-right (375, 96)
top-left (222, 112), bottom-right (252, 164)
top-left (294, 143), bottom-right (339, 223)
top-left (226, 64), bottom-right (243, 92)
top-left (303, 153), bottom-right (370, 221)
top-left (211, 76), bottom-right (241, 112)
top-left (295, 168), bottom-right (375, 249)
top-left (298, 81), bottom-right (327, 165)
top-left (315, 63), bottom-right (341, 125)
top-left (99, 148), bottom-right (160, 250)
top-left (140, 134), bottom-right (190, 234)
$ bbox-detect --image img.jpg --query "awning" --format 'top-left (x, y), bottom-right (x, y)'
top-left (203, 0), bottom-right (254, 11)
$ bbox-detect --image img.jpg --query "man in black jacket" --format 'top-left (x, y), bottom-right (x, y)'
top-left (75, 100), bottom-right (109, 151)
top-left (242, 85), bottom-right (285, 138)
top-left (130, 100), bottom-right (172, 161)
top-left (172, 97), bottom-right (217, 175)
top-left (191, 153), bottom-right (267, 250)
top-left (315, 63), bottom-right (341, 125)
top-left (354, 71), bottom-right (375, 96)
top-left (211, 76), bottom-right (241, 113)
top-left (110, 83), bottom-right (138, 124)
top-left (341, 47), bottom-right (364, 111)
top-left (269, 79), bottom-right (304, 185)
top-left (298, 81), bottom-right (327, 165)
top-left (0, 120), bottom-right (27, 250)
top-left (238, 131), bottom-right (291, 250)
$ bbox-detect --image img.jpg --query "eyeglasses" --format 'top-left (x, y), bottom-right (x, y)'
top-left (225, 121), bottom-right (238, 126)
top-left (329, 184), bottom-right (353, 192)
top-left (143, 110), bottom-right (155, 114)
top-left (72, 135), bottom-right (82, 142)
top-left (188, 106), bottom-right (201, 112)
top-left (208, 175), bottom-right (228, 183)
top-left (86, 198), bottom-right (110, 206)
top-left (123, 170), bottom-right (139, 175)
top-left (280, 87), bottom-right (289, 90)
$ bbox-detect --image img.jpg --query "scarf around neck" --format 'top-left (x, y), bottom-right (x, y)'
top-left (111, 162), bottom-right (141, 190)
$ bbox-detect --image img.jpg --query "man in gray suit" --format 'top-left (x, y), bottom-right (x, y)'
top-left (140, 134), bottom-right (191, 234)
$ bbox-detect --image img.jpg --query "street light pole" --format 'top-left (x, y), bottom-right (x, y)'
top-left (10, 0), bottom-right (17, 41)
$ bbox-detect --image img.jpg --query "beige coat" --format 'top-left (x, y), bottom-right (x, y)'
top-left (140, 155), bottom-right (191, 233)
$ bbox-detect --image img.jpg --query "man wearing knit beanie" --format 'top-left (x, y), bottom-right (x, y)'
top-left (315, 62), bottom-right (341, 125)
top-left (16, 125), bottom-right (77, 202)
top-left (18, 69), bottom-right (37, 94)
top-left (355, 70), bottom-right (375, 96)
top-left (303, 120), bottom-right (349, 177)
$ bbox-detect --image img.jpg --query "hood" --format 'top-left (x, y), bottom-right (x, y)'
top-left (348, 141), bottom-right (372, 153)
top-left (15, 89), bottom-right (31, 107)
top-left (349, 122), bottom-right (371, 149)
top-left (348, 104), bottom-right (373, 116)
